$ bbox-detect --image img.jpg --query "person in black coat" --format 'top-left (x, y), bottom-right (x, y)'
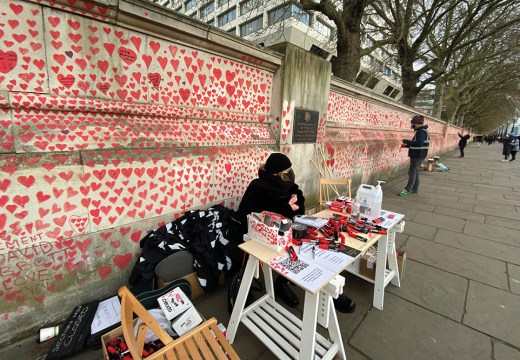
top-left (458, 132), bottom-right (471, 157)
top-left (238, 153), bottom-right (356, 313)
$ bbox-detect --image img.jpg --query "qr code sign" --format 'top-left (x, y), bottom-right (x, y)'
top-left (279, 258), bottom-right (309, 274)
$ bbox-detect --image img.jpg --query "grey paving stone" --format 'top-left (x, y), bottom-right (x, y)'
top-left (508, 263), bottom-right (520, 296)
top-left (464, 220), bottom-right (520, 247)
top-left (387, 260), bottom-right (467, 321)
top-left (395, 232), bottom-right (409, 250)
top-left (350, 293), bottom-right (492, 360)
top-left (476, 195), bottom-right (518, 206)
top-left (434, 189), bottom-right (476, 199)
top-left (485, 215), bottom-right (520, 231)
top-left (494, 342), bottom-right (520, 360)
top-left (412, 210), bottom-right (466, 232)
top-left (384, 197), bottom-right (436, 212)
top-left (434, 206), bottom-right (485, 222)
top-left (459, 198), bottom-right (517, 212)
top-left (402, 221), bottom-right (438, 240)
top-left (435, 229), bottom-right (520, 265)
top-left (406, 237), bottom-right (508, 289)
top-left (505, 194), bottom-right (520, 202)
top-left (464, 281), bottom-right (520, 348)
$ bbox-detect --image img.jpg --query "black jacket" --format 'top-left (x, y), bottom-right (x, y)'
top-left (238, 169), bottom-right (305, 234)
top-left (458, 133), bottom-right (470, 147)
top-left (403, 125), bottom-right (430, 159)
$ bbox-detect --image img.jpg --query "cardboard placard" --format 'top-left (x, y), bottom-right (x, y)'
top-left (46, 301), bottom-right (99, 359)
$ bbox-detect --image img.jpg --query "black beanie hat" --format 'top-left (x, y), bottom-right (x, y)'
top-left (264, 153), bottom-right (292, 174)
top-left (411, 115), bottom-right (424, 124)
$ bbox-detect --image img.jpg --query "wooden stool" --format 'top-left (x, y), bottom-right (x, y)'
top-left (118, 286), bottom-right (239, 360)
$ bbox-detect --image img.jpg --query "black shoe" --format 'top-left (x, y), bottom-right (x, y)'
top-left (274, 276), bottom-right (299, 307)
top-left (334, 294), bottom-right (357, 313)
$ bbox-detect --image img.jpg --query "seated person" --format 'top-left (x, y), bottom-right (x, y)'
top-left (238, 153), bottom-right (356, 313)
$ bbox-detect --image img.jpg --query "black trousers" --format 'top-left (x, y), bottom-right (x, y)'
top-left (459, 145), bottom-right (466, 157)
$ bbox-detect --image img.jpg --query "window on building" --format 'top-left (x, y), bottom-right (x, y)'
top-left (383, 86), bottom-right (394, 96)
top-left (309, 44), bottom-right (329, 59)
top-left (227, 26), bottom-right (237, 35)
top-left (314, 19), bottom-right (331, 38)
top-left (268, 4), bottom-right (310, 26)
top-left (219, 0), bottom-right (230, 6)
top-left (185, 0), bottom-right (197, 11)
top-left (201, 2), bottom-right (215, 17)
top-left (218, 8), bottom-right (236, 26)
top-left (356, 71), bottom-right (370, 85)
top-left (240, 0), bottom-right (262, 15)
top-left (366, 77), bottom-right (379, 89)
top-left (240, 16), bottom-right (263, 37)
top-left (362, 55), bottom-right (373, 65)
top-left (390, 89), bottom-right (400, 98)
top-left (383, 66), bottom-right (391, 76)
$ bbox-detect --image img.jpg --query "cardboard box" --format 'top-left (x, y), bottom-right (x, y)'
top-left (101, 319), bottom-right (137, 360)
top-left (359, 249), bottom-right (407, 281)
top-left (359, 249), bottom-right (377, 280)
top-left (158, 287), bottom-right (192, 320)
top-left (171, 306), bottom-right (203, 336)
top-left (247, 214), bottom-right (292, 252)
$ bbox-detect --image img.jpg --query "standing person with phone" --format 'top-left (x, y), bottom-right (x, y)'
top-left (398, 115), bottom-right (430, 196)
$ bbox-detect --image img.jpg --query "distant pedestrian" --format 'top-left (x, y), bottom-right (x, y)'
top-left (398, 115), bottom-right (430, 196)
top-left (475, 136), bottom-right (483, 148)
top-left (458, 132), bottom-right (470, 157)
top-left (502, 134), bottom-right (512, 161)
top-left (509, 133), bottom-right (519, 162)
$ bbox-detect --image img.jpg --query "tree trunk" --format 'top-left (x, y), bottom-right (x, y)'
top-left (432, 82), bottom-right (445, 118)
top-left (333, 30), bottom-right (362, 82)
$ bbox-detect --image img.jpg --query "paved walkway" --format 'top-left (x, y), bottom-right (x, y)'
top-left (2, 143), bottom-right (519, 360)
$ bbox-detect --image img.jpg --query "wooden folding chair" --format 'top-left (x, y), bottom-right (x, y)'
top-left (319, 178), bottom-right (350, 210)
top-left (118, 286), bottom-right (239, 360)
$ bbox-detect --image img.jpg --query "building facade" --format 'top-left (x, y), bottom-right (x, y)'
top-left (150, 0), bottom-right (402, 100)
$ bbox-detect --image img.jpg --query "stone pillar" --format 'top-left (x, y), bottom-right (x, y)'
top-left (268, 43), bottom-right (332, 208)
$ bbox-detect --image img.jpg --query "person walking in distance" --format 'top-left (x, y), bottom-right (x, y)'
top-left (398, 115), bottom-right (430, 196)
top-left (508, 132), bottom-right (519, 161)
top-left (502, 134), bottom-right (512, 161)
top-left (238, 153), bottom-right (357, 313)
top-left (458, 132), bottom-right (471, 157)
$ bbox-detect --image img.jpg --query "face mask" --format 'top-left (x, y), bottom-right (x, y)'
top-left (410, 123), bottom-right (415, 129)
top-left (280, 169), bottom-right (295, 183)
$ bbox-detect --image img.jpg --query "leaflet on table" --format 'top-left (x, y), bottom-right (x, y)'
top-left (267, 252), bottom-right (336, 293)
top-left (293, 215), bottom-right (328, 228)
top-left (379, 210), bottom-right (405, 229)
top-left (298, 244), bottom-right (356, 273)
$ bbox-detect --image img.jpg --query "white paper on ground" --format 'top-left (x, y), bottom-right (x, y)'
top-left (90, 296), bottom-right (121, 334)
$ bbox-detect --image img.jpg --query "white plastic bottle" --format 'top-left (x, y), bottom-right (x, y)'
top-left (372, 181), bottom-right (385, 219)
top-left (356, 181), bottom-right (385, 220)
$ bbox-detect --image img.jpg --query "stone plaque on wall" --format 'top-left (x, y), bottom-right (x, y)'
top-left (292, 108), bottom-right (319, 143)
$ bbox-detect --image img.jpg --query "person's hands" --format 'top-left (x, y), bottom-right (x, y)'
top-left (289, 194), bottom-right (298, 205)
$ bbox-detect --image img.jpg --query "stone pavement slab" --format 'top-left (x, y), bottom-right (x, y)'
top-left (405, 237), bottom-right (508, 289)
top-left (402, 221), bottom-right (438, 240)
top-left (433, 206), bottom-right (485, 222)
top-left (434, 229), bottom-right (520, 265)
top-left (494, 342), bottom-right (520, 360)
top-left (459, 198), bottom-right (517, 211)
top-left (484, 215), bottom-right (520, 230)
top-left (464, 281), bottom-right (520, 348)
top-left (387, 260), bottom-right (467, 321)
top-left (412, 210), bottom-right (466, 232)
top-left (464, 220), bottom-right (520, 247)
top-left (350, 293), bottom-right (492, 360)
top-left (507, 263), bottom-right (520, 295)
